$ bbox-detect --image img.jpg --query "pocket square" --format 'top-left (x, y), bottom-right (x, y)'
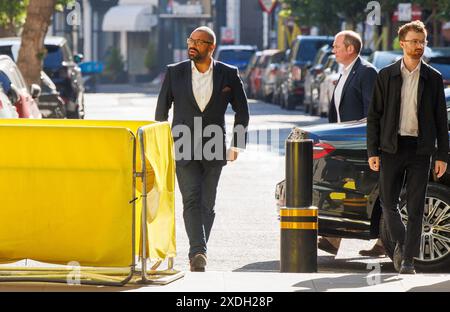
top-left (222, 86), bottom-right (231, 92)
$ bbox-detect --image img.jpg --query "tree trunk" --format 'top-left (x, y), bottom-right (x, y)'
top-left (432, 2), bottom-right (439, 47)
top-left (17, 0), bottom-right (57, 87)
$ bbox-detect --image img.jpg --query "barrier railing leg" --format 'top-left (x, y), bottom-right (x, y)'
top-left (280, 135), bottom-right (318, 273)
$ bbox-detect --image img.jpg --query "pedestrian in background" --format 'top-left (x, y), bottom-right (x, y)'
top-left (318, 30), bottom-right (381, 256)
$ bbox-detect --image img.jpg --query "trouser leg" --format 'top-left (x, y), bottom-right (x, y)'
top-left (380, 151), bottom-right (407, 244)
top-left (176, 161), bottom-right (204, 259)
top-left (200, 164), bottom-right (223, 243)
top-left (404, 154), bottom-right (431, 259)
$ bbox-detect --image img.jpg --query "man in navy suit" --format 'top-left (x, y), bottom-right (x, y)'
top-left (328, 31), bottom-right (377, 123)
top-left (319, 30), bottom-right (379, 256)
top-left (155, 26), bottom-right (249, 272)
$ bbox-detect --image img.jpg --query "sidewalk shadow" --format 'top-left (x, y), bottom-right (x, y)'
top-left (292, 273), bottom-right (400, 292)
top-left (233, 256), bottom-right (396, 274)
top-left (407, 280), bottom-right (450, 292)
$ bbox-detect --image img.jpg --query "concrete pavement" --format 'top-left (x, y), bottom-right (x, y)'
top-left (0, 271), bottom-right (449, 292)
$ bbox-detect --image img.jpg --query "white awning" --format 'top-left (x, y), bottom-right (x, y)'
top-left (102, 5), bottom-right (157, 32)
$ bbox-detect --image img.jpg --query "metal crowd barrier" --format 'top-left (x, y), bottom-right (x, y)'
top-left (0, 119), bottom-right (183, 286)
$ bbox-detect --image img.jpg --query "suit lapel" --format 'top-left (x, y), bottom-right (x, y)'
top-left (186, 61), bottom-right (202, 113)
top-left (203, 60), bottom-right (223, 113)
top-left (339, 57), bottom-right (361, 104)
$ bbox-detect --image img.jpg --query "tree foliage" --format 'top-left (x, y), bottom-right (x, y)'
top-left (0, 0), bottom-right (28, 36)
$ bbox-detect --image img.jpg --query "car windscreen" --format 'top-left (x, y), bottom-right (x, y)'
top-left (429, 57), bottom-right (450, 80)
top-left (296, 40), bottom-right (332, 63)
top-left (0, 46), bottom-right (14, 59)
top-left (43, 45), bottom-right (63, 70)
top-left (271, 52), bottom-right (285, 64)
top-left (374, 53), bottom-right (402, 70)
top-left (217, 50), bottom-right (255, 65)
top-left (0, 70), bottom-right (12, 93)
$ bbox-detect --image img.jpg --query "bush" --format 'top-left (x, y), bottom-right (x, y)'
top-left (104, 47), bottom-right (125, 83)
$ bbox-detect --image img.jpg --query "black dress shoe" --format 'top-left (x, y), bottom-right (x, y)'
top-left (399, 258), bottom-right (416, 274)
top-left (317, 238), bottom-right (338, 255)
top-left (393, 242), bottom-right (403, 272)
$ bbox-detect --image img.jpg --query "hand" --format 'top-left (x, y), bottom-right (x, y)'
top-left (368, 156), bottom-right (380, 172)
top-left (227, 148), bottom-right (239, 162)
top-left (435, 160), bottom-right (448, 178)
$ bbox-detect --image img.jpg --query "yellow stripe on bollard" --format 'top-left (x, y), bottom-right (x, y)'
top-left (280, 209), bottom-right (318, 217)
top-left (280, 222), bottom-right (318, 230)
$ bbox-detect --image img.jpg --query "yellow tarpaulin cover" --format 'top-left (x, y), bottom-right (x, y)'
top-left (0, 119), bottom-right (176, 268)
top-left (139, 123), bottom-right (176, 260)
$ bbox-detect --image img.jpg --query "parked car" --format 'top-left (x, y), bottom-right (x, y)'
top-left (367, 50), bottom-right (403, 71)
top-left (0, 36), bottom-right (85, 119)
top-left (38, 71), bottom-right (66, 118)
top-left (248, 51), bottom-right (269, 99)
top-left (0, 86), bottom-right (18, 119)
top-left (248, 49), bottom-right (282, 100)
top-left (272, 49), bottom-right (290, 106)
top-left (0, 55), bottom-right (41, 118)
top-left (275, 89), bottom-right (450, 272)
top-left (215, 45), bottom-right (256, 73)
top-left (368, 48), bottom-right (433, 72)
top-left (427, 47), bottom-right (450, 87)
top-left (261, 50), bottom-right (286, 103)
top-left (242, 51), bottom-right (262, 97)
top-left (303, 44), bottom-right (333, 114)
top-left (282, 35), bottom-right (334, 110)
top-left (313, 55), bottom-right (341, 117)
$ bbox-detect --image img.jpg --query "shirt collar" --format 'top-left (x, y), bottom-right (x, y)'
top-left (191, 59), bottom-right (214, 74)
top-left (401, 58), bottom-right (421, 75)
top-left (343, 56), bottom-right (358, 73)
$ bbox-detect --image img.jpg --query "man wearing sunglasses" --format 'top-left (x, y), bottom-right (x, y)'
top-left (155, 26), bottom-right (249, 272)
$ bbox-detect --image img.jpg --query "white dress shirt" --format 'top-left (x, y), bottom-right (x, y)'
top-left (333, 57), bottom-right (358, 123)
top-left (191, 60), bottom-right (213, 112)
top-left (399, 59), bottom-right (420, 137)
top-left (191, 59), bottom-right (240, 154)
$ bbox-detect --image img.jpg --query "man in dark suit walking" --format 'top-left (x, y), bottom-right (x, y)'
top-left (328, 30), bottom-right (377, 123)
top-left (367, 21), bottom-right (448, 274)
top-left (155, 26), bottom-right (249, 272)
top-left (319, 30), bottom-right (379, 256)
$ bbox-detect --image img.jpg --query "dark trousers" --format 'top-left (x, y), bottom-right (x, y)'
top-left (176, 160), bottom-right (223, 260)
top-left (379, 136), bottom-right (431, 260)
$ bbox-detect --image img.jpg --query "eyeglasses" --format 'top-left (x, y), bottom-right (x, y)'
top-left (402, 39), bottom-right (428, 46)
top-left (186, 38), bottom-right (213, 47)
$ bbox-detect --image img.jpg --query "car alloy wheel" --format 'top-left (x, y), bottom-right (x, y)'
top-left (399, 195), bottom-right (450, 262)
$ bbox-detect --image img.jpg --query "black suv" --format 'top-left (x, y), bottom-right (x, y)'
top-left (0, 36), bottom-right (85, 119)
top-left (282, 35), bottom-right (334, 110)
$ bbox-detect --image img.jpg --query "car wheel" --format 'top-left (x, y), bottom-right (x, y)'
top-left (380, 183), bottom-right (450, 272)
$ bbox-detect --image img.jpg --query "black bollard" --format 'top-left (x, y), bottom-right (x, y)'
top-left (280, 131), bottom-right (318, 273)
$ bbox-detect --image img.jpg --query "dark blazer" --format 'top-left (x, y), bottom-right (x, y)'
top-left (329, 57), bottom-right (377, 123)
top-left (367, 59), bottom-right (449, 162)
top-left (155, 60), bottom-right (250, 167)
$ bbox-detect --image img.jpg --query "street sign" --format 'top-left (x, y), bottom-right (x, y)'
top-left (221, 27), bottom-right (235, 44)
top-left (398, 3), bottom-right (412, 22)
top-left (392, 3), bottom-right (422, 22)
top-left (258, 0), bottom-right (277, 14)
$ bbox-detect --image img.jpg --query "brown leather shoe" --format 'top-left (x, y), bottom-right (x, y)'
top-left (318, 238), bottom-right (338, 255)
top-left (359, 244), bottom-right (386, 257)
top-left (190, 253), bottom-right (207, 272)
